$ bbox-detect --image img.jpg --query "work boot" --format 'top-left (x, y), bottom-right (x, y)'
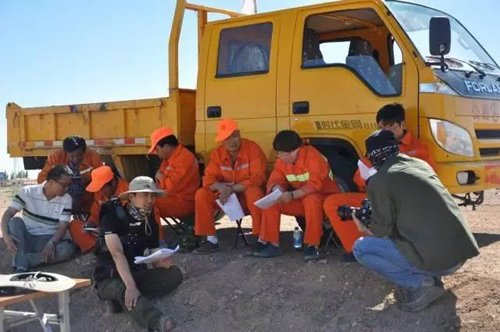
top-left (253, 244), bottom-right (281, 258)
top-left (399, 277), bottom-right (446, 312)
top-left (192, 240), bottom-right (221, 255)
top-left (304, 246), bottom-right (320, 262)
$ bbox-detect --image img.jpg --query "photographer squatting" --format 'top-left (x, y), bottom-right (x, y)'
top-left (351, 130), bottom-right (479, 312)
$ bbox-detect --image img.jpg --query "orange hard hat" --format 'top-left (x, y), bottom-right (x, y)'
top-left (215, 119), bottom-right (239, 142)
top-left (86, 166), bottom-right (114, 192)
top-left (148, 127), bottom-right (174, 154)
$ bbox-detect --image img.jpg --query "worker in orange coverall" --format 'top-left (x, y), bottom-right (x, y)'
top-left (254, 130), bottom-right (341, 262)
top-left (193, 119), bottom-right (267, 255)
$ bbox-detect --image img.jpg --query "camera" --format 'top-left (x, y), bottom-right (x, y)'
top-left (337, 199), bottom-right (372, 226)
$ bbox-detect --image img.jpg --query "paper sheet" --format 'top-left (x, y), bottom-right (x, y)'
top-left (254, 189), bottom-right (283, 209)
top-left (216, 193), bottom-right (245, 221)
top-left (358, 160), bottom-right (377, 180)
top-left (134, 245), bottom-right (179, 264)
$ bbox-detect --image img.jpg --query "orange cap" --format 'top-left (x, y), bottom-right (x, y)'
top-left (148, 127), bottom-right (174, 154)
top-left (86, 166), bottom-right (114, 192)
top-left (215, 119), bottom-right (239, 142)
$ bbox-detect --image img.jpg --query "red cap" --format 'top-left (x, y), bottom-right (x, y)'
top-left (148, 127), bottom-right (174, 154)
top-left (86, 166), bottom-right (114, 192)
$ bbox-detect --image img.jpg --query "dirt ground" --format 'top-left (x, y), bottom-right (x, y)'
top-left (1, 183), bottom-right (499, 332)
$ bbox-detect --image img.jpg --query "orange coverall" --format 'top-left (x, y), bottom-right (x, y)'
top-left (154, 145), bottom-right (200, 218)
top-left (195, 138), bottom-right (267, 236)
top-left (324, 130), bottom-right (436, 253)
top-left (37, 148), bottom-right (103, 213)
top-left (259, 145), bottom-right (340, 247)
top-left (69, 178), bottom-right (129, 253)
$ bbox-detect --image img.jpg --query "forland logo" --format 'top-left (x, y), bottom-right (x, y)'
top-left (464, 80), bottom-right (500, 94)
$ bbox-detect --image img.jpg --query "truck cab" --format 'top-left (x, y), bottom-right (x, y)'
top-left (6, 0), bottom-right (500, 206)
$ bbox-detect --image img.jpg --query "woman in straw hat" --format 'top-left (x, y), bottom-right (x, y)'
top-left (93, 176), bottom-right (182, 332)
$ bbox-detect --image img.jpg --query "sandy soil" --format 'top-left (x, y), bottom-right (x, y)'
top-left (0, 183), bottom-right (499, 332)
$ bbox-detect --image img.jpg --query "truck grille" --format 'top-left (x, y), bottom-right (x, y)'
top-left (475, 129), bottom-right (500, 139)
top-left (474, 129), bottom-right (500, 158)
top-left (479, 148), bottom-right (500, 157)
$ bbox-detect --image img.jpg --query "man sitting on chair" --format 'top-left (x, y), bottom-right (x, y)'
top-left (149, 127), bottom-right (200, 219)
top-left (1, 165), bottom-right (75, 272)
top-left (193, 119), bottom-right (267, 254)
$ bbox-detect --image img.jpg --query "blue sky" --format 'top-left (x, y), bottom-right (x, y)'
top-left (1, 0), bottom-right (499, 174)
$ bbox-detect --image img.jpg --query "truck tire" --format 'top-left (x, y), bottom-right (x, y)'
top-left (23, 157), bottom-right (47, 170)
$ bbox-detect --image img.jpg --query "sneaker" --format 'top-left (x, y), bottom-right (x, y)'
top-left (340, 252), bottom-right (357, 263)
top-left (304, 246), bottom-right (320, 262)
top-left (253, 244), bottom-right (281, 258)
top-left (399, 278), bottom-right (446, 312)
top-left (192, 241), bottom-right (221, 255)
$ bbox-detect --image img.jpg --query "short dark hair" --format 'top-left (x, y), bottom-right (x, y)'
top-left (376, 103), bottom-right (405, 124)
top-left (63, 135), bottom-right (87, 153)
top-left (273, 130), bottom-right (302, 152)
top-left (157, 135), bottom-right (179, 148)
top-left (47, 164), bottom-right (71, 181)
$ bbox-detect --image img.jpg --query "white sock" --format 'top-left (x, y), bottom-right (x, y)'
top-left (207, 236), bottom-right (218, 244)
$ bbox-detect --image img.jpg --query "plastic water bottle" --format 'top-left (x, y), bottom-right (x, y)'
top-left (293, 227), bottom-right (303, 250)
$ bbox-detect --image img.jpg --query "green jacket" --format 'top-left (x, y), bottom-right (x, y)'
top-left (367, 154), bottom-right (479, 272)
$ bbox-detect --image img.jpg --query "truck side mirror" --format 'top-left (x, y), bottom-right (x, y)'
top-left (429, 17), bottom-right (451, 71)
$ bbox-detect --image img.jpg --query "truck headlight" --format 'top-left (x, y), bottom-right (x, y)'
top-left (429, 119), bottom-right (475, 157)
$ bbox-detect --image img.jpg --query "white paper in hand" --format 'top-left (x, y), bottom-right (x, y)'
top-left (216, 193), bottom-right (245, 221)
top-left (134, 245), bottom-right (179, 265)
top-left (254, 189), bottom-right (283, 209)
top-left (358, 160), bottom-right (377, 180)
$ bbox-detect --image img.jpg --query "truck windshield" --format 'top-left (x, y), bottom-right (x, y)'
top-left (386, 1), bottom-right (500, 76)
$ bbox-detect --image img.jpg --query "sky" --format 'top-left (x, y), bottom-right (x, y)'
top-left (1, 0), bottom-right (500, 175)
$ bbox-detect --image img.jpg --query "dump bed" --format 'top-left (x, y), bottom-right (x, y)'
top-left (6, 89), bottom-right (196, 169)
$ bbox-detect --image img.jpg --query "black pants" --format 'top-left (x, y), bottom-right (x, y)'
top-left (97, 266), bottom-right (183, 330)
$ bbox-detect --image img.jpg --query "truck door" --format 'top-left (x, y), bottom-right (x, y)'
top-left (289, 5), bottom-right (419, 154)
top-left (202, 17), bottom-right (279, 158)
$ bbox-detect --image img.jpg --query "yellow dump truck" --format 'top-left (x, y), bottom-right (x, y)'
top-left (6, 0), bottom-right (500, 207)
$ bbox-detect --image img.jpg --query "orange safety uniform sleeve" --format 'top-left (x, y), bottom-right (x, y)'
top-left (237, 142), bottom-right (267, 189)
top-left (37, 150), bottom-right (65, 183)
top-left (353, 157), bottom-right (371, 193)
top-left (266, 161), bottom-right (288, 193)
top-left (300, 147), bottom-right (333, 195)
top-left (158, 146), bottom-right (199, 195)
top-left (202, 148), bottom-right (224, 190)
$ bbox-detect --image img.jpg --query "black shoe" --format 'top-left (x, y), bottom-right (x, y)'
top-left (341, 252), bottom-right (357, 263)
top-left (192, 240), bottom-right (221, 255)
top-left (105, 300), bottom-right (123, 314)
top-left (253, 241), bottom-right (267, 252)
top-left (304, 246), bottom-right (320, 262)
top-left (253, 244), bottom-right (281, 258)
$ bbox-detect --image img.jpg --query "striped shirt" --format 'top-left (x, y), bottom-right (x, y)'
top-left (9, 183), bottom-right (72, 236)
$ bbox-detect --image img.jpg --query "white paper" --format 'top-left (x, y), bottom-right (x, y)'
top-left (216, 193), bottom-right (245, 221)
top-left (358, 160), bottom-right (377, 180)
top-left (134, 245), bottom-right (179, 264)
top-left (254, 189), bottom-right (283, 209)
